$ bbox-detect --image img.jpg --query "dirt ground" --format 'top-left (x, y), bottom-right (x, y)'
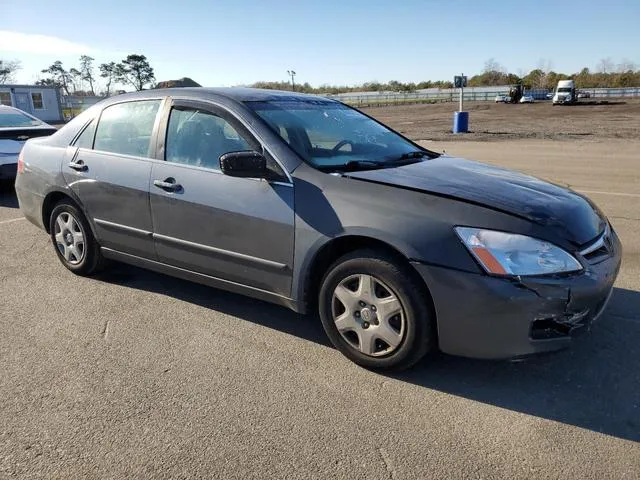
top-left (366, 99), bottom-right (640, 142)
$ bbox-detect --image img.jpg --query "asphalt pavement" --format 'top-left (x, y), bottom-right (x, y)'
top-left (1, 140), bottom-right (638, 479)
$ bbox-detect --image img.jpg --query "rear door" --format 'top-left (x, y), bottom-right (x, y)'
top-left (62, 98), bottom-right (164, 258)
top-left (149, 99), bottom-right (295, 297)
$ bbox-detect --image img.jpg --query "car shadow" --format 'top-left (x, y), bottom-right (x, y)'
top-left (96, 264), bottom-right (331, 347)
top-left (0, 184), bottom-right (19, 208)
top-left (391, 286), bottom-right (640, 442)
top-left (98, 262), bottom-right (639, 442)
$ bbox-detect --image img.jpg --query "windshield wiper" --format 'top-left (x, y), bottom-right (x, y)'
top-left (397, 151), bottom-right (429, 160)
top-left (317, 160), bottom-right (385, 172)
top-left (379, 150), bottom-right (430, 167)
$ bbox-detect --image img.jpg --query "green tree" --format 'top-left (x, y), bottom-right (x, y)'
top-left (40, 61), bottom-right (72, 95)
top-left (69, 67), bottom-right (83, 93)
top-left (99, 62), bottom-right (117, 96)
top-left (79, 55), bottom-right (96, 95)
top-left (115, 54), bottom-right (155, 91)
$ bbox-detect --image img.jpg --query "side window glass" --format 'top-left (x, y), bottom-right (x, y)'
top-left (94, 100), bottom-right (161, 157)
top-left (73, 119), bottom-right (96, 149)
top-left (165, 107), bottom-right (251, 170)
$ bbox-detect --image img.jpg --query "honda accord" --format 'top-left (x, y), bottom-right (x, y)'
top-left (15, 88), bottom-right (622, 370)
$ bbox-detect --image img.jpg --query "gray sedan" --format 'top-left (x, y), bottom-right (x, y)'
top-left (15, 88), bottom-right (621, 370)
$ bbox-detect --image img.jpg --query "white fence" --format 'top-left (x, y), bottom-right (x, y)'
top-left (326, 87), bottom-right (640, 107)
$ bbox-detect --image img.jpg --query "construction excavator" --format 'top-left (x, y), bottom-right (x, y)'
top-left (506, 84), bottom-right (524, 103)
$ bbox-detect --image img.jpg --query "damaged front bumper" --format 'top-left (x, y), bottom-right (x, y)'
top-left (412, 229), bottom-right (622, 359)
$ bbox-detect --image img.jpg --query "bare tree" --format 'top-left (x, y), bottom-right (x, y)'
top-left (0, 59), bottom-right (21, 84)
top-left (617, 58), bottom-right (637, 73)
top-left (536, 58), bottom-right (554, 73)
top-left (596, 57), bottom-right (614, 74)
top-left (483, 58), bottom-right (505, 74)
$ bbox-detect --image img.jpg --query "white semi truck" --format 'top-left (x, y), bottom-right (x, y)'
top-left (552, 80), bottom-right (578, 105)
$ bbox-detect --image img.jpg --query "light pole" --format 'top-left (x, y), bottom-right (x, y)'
top-left (287, 70), bottom-right (296, 92)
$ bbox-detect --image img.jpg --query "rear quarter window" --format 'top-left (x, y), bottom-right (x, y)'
top-left (73, 119), bottom-right (96, 149)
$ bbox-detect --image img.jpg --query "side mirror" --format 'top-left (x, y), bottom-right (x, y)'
top-left (219, 151), bottom-right (267, 178)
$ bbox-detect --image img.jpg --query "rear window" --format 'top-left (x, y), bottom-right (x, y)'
top-left (0, 111), bottom-right (43, 128)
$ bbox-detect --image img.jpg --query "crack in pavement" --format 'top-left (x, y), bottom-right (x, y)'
top-left (378, 447), bottom-right (397, 480)
top-left (101, 319), bottom-right (110, 340)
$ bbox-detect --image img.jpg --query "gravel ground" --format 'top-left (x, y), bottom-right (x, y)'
top-left (0, 134), bottom-right (639, 478)
top-left (367, 99), bottom-right (640, 142)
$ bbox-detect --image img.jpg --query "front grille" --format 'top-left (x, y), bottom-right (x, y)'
top-left (579, 224), bottom-right (613, 262)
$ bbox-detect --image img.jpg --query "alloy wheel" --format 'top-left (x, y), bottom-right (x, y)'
top-left (53, 212), bottom-right (85, 265)
top-left (331, 274), bottom-right (406, 357)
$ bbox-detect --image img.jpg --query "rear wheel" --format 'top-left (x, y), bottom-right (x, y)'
top-left (318, 249), bottom-right (434, 370)
top-left (49, 200), bottom-right (105, 275)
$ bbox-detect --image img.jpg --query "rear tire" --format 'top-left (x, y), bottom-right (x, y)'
top-left (49, 200), bottom-right (105, 275)
top-left (318, 249), bottom-right (435, 371)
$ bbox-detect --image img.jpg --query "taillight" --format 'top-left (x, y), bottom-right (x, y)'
top-left (17, 148), bottom-right (25, 174)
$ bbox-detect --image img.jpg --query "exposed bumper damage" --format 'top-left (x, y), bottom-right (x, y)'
top-left (412, 228), bottom-right (622, 359)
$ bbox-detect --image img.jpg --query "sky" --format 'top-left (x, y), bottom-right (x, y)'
top-left (2, 0), bottom-right (639, 90)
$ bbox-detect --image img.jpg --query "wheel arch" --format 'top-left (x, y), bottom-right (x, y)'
top-left (299, 235), bottom-right (437, 328)
top-left (42, 188), bottom-right (95, 237)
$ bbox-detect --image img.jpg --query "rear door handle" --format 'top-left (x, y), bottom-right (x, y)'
top-left (153, 178), bottom-right (182, 192)
top-left (68, 160), bottom-right (88, 171)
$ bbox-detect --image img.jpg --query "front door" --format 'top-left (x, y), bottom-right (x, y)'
top-left (149, 100), bottom-right (295, 297)
top-left (14, 92), bottom-right (31, 113)
top-left (62, 99), bottom-right (164, 258)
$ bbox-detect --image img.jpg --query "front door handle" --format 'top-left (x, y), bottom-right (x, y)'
top-left (68, 160), bottom-right (88, 171)
top-left (153, 178), bottom-right (182, 192)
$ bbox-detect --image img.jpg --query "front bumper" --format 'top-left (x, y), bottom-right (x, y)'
top-left (412, 229), bottom-right (622, 359)
top-left (0, 162), bottom-right (17, 181)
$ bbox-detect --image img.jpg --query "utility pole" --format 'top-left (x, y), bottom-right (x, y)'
top-left (287, 70), bottom-right (296, 92)
top-left (459, 72), bottom-right (464, 112)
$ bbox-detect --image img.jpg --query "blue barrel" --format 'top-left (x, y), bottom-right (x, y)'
top-left (453, 111), bottom-right (469, 133)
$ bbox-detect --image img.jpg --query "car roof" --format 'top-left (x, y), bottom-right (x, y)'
top-left (105, 87), bottom-right (334, 104)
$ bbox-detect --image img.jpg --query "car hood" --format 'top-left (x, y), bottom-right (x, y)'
top-left (344, 156), bottom-right (605, 246)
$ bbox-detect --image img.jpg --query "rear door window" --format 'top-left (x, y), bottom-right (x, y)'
top-left (94, 100), bottom-right (161, 157)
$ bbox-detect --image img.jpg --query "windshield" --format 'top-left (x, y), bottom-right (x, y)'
top-left (0, 110), bottom-right (42, 128)
top-left (245, 99), bottom-right (431, 170)
top-left (557, 87), bottom-right (572, 93)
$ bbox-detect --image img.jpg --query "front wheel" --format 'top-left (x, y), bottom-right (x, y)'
top-left (318, 249), bottom-right (435, 370)
top-left (49, 200), bottom-right (105, 275)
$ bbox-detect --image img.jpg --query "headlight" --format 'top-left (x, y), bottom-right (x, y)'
top-left (455, 227), bottom-right (583, 276)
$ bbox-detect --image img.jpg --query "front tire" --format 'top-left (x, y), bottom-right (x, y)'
top-left (49, 200), bottom-right (105, 275)
top-left (318, 249), bottom-right (435, 370)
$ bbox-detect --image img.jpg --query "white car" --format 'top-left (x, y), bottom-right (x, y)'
top-left (0, 105), bottom-right (56, 183)
top-left (494, 94), bottom-right (509, 103)
top-left (519, 95), bottom-right (535, 104)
